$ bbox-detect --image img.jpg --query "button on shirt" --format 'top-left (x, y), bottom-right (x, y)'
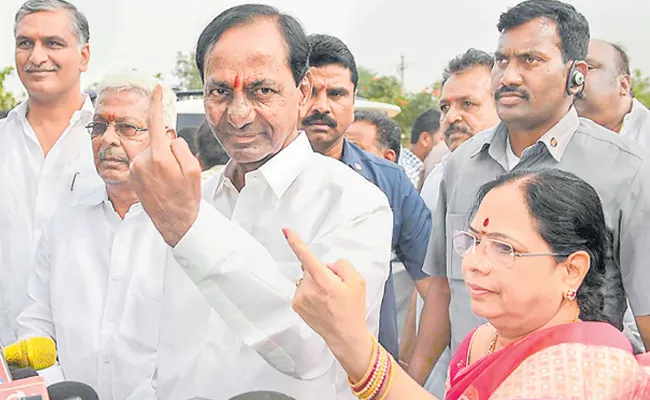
top-left (425, 107), bottom-right (650, 354)
top-left (340, 139), bottom-right (431, 359)
top-left (398, 147), bottom-right (424, 188)
top-left (0, 97), bottom-right (102, 345)
top-left (154, 133), bottom-right (392, 400)
top-left (16, 186), bottom-right (166, 400)
top-left (620, 98), bottom-right (650, 151)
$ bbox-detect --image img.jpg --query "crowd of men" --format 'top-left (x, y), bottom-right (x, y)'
top-left (0, 0), bottom-right (649, 399)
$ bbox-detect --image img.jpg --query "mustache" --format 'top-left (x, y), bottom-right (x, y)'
top-left (23, 65), bottom-right (59, 73)
top-left (494, 85), bottom-right (530, 101)
top-left (98, 147), bottom-right (129, 163)
top-left (444, 123), bottom-right (472, 138)
top-left (301, 112), bottom-right (337, 128)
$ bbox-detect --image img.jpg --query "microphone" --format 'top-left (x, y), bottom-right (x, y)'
top-left (47, 382), bottom-right (99, 400)
top-left (3, 338), bottom-right (56, 370)
top-left (226, 392), bottom-right (297, 400)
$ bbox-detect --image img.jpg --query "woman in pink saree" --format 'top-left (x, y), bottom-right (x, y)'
top-left (285, 169), bottom-right (650, 399)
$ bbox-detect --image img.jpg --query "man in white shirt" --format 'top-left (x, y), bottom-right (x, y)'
top-left (0, 0), bottom-right (101, 345)
top-left (16, 71), bottom-right (178, 399)
top-left (575, 39), bottom-right (650, 151)
top-left (128, 5), bottom-right (392, 400)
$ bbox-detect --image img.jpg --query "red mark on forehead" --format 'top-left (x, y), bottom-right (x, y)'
top-left (107, 113), bottom-right (116, 122)
top-left (234, 74), bottom-right (242, 90)
top-left (483, 218), bottom-right (490, 227)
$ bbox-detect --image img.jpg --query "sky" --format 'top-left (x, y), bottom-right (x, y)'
top-left (2, 0), bottom-right (649, 99)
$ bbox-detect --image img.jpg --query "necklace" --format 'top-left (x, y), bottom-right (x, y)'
top-left (486, 315), bottom-right (581, 356)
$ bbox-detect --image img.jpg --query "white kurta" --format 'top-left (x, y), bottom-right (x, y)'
top-left (17, 187), bottom-right (168, 400)
top-left (153, 133), bottom-right (393, 400)
top-left (0, 97), bottom-right (102, 345)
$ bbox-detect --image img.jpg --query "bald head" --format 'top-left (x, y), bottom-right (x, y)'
top-left (574, 39), bottom-right (633, 132)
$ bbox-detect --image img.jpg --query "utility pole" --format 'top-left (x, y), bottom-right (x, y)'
top-left (398, 53), bottom-right (406, 93)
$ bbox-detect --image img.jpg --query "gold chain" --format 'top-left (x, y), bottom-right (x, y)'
top-left (486, 314), bottom-right (581, 356)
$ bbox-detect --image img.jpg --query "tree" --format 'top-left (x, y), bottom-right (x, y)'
top-left (632, 69), bottom-right (650, 108)
top-left (356, 68), bottom-right (438, 140)
top-left (0, 66), bottom-right (18, 111)
top-left (173, 51), bottom-right (202, 90)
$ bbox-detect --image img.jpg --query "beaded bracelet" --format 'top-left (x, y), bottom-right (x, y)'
top-left (348, 336), bottom-right (396, 400)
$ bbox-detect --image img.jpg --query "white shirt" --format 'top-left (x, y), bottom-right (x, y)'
top-left (0, 97), bottom-right (102, 345)
top-left (16, 186), bottom-right (167, 400)
top-left (154, 133), bottom-right (393, 400)
top-left (620, 98), bottom-right (650, 152)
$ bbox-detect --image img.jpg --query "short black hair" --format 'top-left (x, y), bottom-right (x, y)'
top-left (307, 34), bottom-right (358, 89)
top-left (441, 49), bottom-right (495, 88)
top-left (354, 111), bottom-right (402, 160)
top-left (177, 127), bottom-right (199, 156)
top-left (195, 120), bottom-right (231, 169)
top-left (497, 0), bottom-right (590, 62)
top-left (410, 108), bottom-right (440, 145)
top-left (195, 4), bottom-right (309, 86)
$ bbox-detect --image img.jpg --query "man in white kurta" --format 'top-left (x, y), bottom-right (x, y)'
top-left (0, 1), bottom-right (101, 345)
top-left (154, 132), bottom-right (392, 399)
top-left (127, 6), bottom-right (392, 400)
top-left (17, 71), bottom-right (178, 400)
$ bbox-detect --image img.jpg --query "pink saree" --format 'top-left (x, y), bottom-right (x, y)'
top-left (445, 322), bottom-right (650, 399)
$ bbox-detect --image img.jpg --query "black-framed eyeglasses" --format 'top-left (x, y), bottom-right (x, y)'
top-left (85, 121), bottom-right (148, 139)
top-left (452, 230), bottom-right (570, 268)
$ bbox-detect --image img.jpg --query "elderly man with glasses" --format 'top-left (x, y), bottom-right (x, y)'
top-left (15, 70), bottom-right (178, 400)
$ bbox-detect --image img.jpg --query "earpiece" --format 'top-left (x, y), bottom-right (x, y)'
top-left (565, 60), bottom-right (585, 97)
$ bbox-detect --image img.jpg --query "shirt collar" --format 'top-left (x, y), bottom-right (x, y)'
top-left (7, 94), bottom-right (94, 124)
top-left (78, 184), bottom-right (109, 206)
top-left (217, 131), bottom-right (313, 199)
top-left (340, 138), bottom-right (365, 172)
top-left (622, 99), bottom-right (646, 129)
top-left (472, 107), bottom-right (580, 163)
top-left (401, 147), bottom-right (424, 167)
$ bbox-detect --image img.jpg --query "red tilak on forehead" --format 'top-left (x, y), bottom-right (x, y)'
top-left (483, 218), bottom-right (490, 227)
top-left (234, 74), bottom-right (242, 90)
top-left (107, 113), bottom-right (116, 122)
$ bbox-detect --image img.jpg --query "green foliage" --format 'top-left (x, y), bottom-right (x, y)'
top-left (357, 67), bottom-right (438, 140)
top-left (632, 69), bottom-right (650, 108)
top-left (0, 66), bottom-right (18, 111)
top-left (173, 51), bottom-right (202, 90)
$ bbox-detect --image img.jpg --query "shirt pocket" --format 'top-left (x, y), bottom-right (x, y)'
top-left (119, 274), bottom-right (164, 353)
top-left (446, 213), bottom-right (468, 281)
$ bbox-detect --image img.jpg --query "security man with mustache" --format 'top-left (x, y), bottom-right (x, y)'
top-left (300, 34), bottom-right (432, 362)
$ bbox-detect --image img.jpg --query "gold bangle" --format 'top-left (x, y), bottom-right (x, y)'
top-left (356, 348), bottom-right (388, 399)
top-left (349, 336), bottom-right (379, 391)
top-left (376, 355), bottom-right (396, 400)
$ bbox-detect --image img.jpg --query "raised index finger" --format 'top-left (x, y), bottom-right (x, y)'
top-left (282, 228), bottom-right (333, 282)
top-left (147, 85), bottom-right (171, 152)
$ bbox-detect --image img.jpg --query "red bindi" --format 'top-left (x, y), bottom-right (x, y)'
top-left (107, 113), bottom-right (116, 122)
top-left (234, 74), bottom-right (242, 90)
top-left (483, 218), bottom-right (490, 227)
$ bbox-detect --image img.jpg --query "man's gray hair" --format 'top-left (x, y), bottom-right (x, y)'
top-left (14, 0), bottom-right (90, 47)
top-left (97, 70), bottom-right (178, 129)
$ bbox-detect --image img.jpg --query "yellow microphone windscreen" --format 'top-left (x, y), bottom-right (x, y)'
top-left (3, 337), bottom-right (56, 370)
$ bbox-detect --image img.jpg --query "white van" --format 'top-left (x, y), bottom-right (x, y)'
top-left (174, 90), bottom-right (401, 131)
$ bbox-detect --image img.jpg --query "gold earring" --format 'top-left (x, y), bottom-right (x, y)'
top-left (565, 288), bottom-right (577, 301)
